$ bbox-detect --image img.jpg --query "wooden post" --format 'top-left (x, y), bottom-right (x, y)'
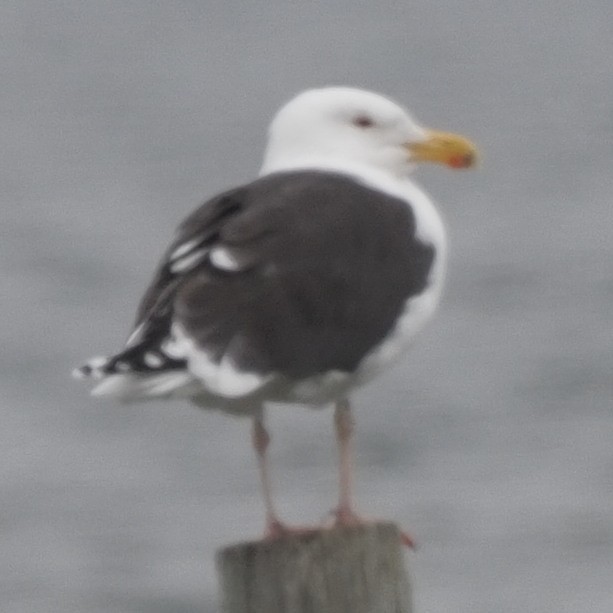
top-left (216, 522), bottom-right (412, 613)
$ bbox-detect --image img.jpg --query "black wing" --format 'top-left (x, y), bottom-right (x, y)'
top-left (111, 171), bottom-right (435, 380)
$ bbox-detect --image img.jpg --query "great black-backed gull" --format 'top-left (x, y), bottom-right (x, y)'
top-left (74, 87), bottom-right (477, 545)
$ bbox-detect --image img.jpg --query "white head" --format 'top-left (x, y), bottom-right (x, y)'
top-left (260, 87), bottom-right (477, 178)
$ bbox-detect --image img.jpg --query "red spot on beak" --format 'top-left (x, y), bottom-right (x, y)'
top-left (449, 152), bottom-right (476, 169)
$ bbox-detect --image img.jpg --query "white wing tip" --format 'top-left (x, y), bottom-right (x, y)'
top-left (72, 356), bottom-right (109, 380)
top-left (90, 371), bottom-right (198, 401)
top-left (72, 366), bottom-right (87, 380)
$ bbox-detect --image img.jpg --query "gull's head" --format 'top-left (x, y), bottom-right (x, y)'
top-left (261, 86), bottom-right (478, 178)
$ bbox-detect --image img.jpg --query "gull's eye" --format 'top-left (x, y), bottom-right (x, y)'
top-left (352, 115), bottom-right (375, 128)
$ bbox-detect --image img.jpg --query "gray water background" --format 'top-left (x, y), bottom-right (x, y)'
top-left (2, 1), bottom-right (612, 611)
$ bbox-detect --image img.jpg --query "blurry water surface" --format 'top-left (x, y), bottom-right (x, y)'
top-left (2, 2), bottom-right (612, 612)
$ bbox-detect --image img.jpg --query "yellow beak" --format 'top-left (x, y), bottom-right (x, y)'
top-left (407, 130), bottom-right (478, 169)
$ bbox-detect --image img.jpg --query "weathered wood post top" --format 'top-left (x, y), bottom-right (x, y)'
top-left (216, 522), bottom-right (412, 613)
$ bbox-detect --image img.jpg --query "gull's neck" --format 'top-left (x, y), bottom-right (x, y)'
top-left (260, 154), bottom-right (413, 186)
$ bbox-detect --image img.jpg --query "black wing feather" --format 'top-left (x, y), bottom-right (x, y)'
top-left (147, 171), bottom-right (435, 379)
top-left (79, 171), bottom-right (435, 383)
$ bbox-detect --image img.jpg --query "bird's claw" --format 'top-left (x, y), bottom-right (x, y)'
top-left (333, 505), bottom-right (417, 549)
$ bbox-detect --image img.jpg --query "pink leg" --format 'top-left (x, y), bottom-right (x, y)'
top-left (252, 411), bottom-right (284, 537)
top-left (252, 410), bottom-right (318, 540)
top-left (333, 399), bottom-right (416, 549)
top-left (334, 398), bottom-right (357, 523)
